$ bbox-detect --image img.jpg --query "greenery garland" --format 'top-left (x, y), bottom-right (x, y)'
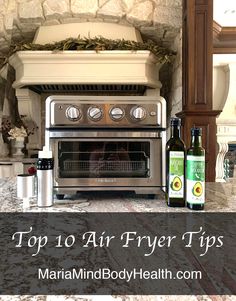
top-left (0, 36), bottom-right (176, 69)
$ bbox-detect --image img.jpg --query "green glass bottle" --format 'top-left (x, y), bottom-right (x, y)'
top-left (186, 128), bottom-right (205, 210)
top-left (166, 118), bottom-right (186, 207)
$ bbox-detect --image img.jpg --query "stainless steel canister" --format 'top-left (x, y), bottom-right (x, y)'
top-left (17, 174), bottom-right (35, 199)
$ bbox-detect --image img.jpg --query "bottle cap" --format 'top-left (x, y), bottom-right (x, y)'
top-left (170, 117), bottom-right (181, 126)
top-left (191, 127), bottom-right (202, 136)
top-left (38, 146), bottom-right (53, 159)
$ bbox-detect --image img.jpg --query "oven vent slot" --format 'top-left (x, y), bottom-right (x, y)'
top-left (26, 84), bottom-right (146, 95)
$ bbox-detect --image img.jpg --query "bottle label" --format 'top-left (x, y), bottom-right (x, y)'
top-left (168, 151), bottom-right (184, 198)
top-left (186, 155), bottom-right (205, 204)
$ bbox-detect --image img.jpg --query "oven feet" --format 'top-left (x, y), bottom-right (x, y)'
top-left (56, 194), bottom-right (65, 200)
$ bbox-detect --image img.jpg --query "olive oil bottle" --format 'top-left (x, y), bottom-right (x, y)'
top-left (166, 118), bottom-right (186, 207)
top-left (186, 128), bottom-right (205, 210)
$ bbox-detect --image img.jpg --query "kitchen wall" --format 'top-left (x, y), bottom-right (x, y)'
top-left (0, 0), bottom-right (182, 48)
top-left (0, 0), bottom-right (183, 149)
top-left (213, 54), bottom-right (236, 181)
top-left (168, 29), bottom-right (182, 119)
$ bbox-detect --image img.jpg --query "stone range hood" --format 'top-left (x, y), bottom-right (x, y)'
top-left (9, 22), bottom-right (162, 92)
top-left (9, 50), bottom-right (162, 92)
top-left (8, 23), bottom-right (163, 153)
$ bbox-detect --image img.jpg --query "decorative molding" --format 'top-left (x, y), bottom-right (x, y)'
top-left (213, 21), bottom-right (236, 53)
top-left (213, 20), bottom-right (222, 38)
top-left (9, 51), bottom-right (162, 91)
top-left (217, 123), bottom-right (236, 143)
top-left (177, 110), bottom-right (221, 117)
top-left (214, 48), bottom-right (236, 54)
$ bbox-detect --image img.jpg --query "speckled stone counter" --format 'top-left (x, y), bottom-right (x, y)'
top-left (0, 177), bottom-right (235, 213)
top-left (0, 178), bottom-right (236, 301)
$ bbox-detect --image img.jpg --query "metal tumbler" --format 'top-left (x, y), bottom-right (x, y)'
top-left (17, 174), bottom-right (35, 208)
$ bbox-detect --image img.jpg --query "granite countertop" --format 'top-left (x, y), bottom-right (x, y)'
top-left (0, 178), bottom-right (236, 301)
top-left (0, 177), bottom-right (235, 213)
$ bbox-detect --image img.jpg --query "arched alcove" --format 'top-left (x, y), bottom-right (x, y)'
top-left (0, 0), bottom-right (182, 156)
top-left (213, 54), bottom-right (236, 181)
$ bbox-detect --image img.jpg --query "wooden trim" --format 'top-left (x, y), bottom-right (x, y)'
top-left (213, 20), bottom-right (222, 38)
top-left (177, 110), bottom-right (221, 117)
top-left (176, 113), bottom-right (219, 181)
top-left (183, 0), bottom-right (213, 111)
top-left (214, 47), bottom-right (236, 54)
top-left (182, 0), bottom-right (219, 181)
top-left (213, 20), bottom-right (236, 53)
top-left (219, 27), bottom-right (236, 41)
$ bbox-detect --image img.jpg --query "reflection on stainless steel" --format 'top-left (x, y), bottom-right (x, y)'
top-left (49, 131), bottom-right (161, 138)
top-left (46, 95), bottom-right (166, 128)
top-left (46, 95), bottom-right (166, 196)
top-left (52, 138), bottom-right (161, 189)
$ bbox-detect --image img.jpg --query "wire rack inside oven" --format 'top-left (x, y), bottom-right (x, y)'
top-left (59, 151), bottom-right (149, 177)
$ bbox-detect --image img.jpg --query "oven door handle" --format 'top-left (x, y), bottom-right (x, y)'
top-left (47, 130), bottom-right (162, 139)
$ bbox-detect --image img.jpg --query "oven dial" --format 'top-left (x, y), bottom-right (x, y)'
top-left (88, 106), bottom-right (103, 121)
top-left (110, 107), bottom-right (124, 121)
top-left (131, 106), bottom-right (146, 121)
top-left (66, 106), bottom-right (81, 121)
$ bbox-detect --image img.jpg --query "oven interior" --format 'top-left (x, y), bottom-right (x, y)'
top-left (58, 141), bottom-right (150, 178)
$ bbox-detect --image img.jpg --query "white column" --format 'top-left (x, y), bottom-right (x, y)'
top-left (215, 141), bottom-right (228, 182)
top-left (216, 124), bottom-right (236, 182)
top-left (15, 88), bottom-right (42, 153)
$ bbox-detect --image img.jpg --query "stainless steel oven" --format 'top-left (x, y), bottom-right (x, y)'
top-left (45, 95), bottom-right (166, 197)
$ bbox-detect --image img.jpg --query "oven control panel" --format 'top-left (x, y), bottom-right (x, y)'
top-left (46, 96), bottom-right (166, 128)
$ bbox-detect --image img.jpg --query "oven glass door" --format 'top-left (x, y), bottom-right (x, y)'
top-left (58, 141), bottom-right (150, 178)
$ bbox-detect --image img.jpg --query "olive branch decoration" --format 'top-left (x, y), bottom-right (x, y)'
top-left (0, 36), bottom-right (176, 69)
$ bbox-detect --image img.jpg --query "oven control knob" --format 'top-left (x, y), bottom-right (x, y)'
top-left (110, 107), bottom-right (124, 121)
top-left (88, 106), bottom-right (103, 121)
top-left (66, 106), bottom-right (81, 121)
top-left (131, 106), bottom-right (146, 121)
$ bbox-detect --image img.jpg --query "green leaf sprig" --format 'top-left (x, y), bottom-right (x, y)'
top-left (0, 36), bottom-right (176, 70)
